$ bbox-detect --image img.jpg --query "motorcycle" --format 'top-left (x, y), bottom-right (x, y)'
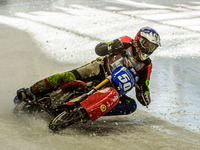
top-left (14, 65), bottom-right (137, 132)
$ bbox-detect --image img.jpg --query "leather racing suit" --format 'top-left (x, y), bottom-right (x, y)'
top-left (95, 36), bottom-right (152, 106)
top-left (19, 36), bottom-right (152, 115)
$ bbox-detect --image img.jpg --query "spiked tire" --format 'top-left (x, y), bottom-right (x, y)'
top-left (13, 101), bottom-right (37, 114)
top-left (49, 106), bottom-right (89, 132)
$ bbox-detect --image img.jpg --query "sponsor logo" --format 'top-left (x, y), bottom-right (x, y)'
top-left (100, 104), bottom-right (106, 112)
top-left (111, 96), bottom-right (119, 103)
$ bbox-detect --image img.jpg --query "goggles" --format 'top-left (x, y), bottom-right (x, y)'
top-left (139, 37), bottom-right (158, 55)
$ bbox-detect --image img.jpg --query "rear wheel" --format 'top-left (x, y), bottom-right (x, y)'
top-left (49, 106), bottom-right (89, 132)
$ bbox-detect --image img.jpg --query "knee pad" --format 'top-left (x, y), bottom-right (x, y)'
top-left (104, 97), bottom-right (137, 116)
top-left (46, 72), bottom-right (76, 87)
top-left (125, 98), bottom-right (137, 114)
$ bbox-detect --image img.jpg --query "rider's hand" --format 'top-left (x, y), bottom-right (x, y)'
top-left (17, 88), bottom-right (35, 100)
top-left (135, 86), bottom-right (151, 106)
top-left (108, 39), bottom-right (124, 55)
top-left (143, 90), bottom-right (151, 105)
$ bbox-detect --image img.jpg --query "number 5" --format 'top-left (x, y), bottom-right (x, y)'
top-left (118, 74), bottom-right (130, 83)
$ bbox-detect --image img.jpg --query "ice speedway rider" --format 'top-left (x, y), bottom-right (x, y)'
top-left (16, 26), bottom-right (161, 116)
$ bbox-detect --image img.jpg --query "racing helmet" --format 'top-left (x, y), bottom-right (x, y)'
top-left (134, 27), bottom-right (161, 61)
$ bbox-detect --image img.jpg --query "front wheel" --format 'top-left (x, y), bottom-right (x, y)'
top-left (13, 101), bottom-right (39, 114)
top-left (49, 106), bottom-right (89, 132)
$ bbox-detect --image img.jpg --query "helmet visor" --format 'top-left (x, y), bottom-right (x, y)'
top-left (139, 37), bottom-right (158, 55)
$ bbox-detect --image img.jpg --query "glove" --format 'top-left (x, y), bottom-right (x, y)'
top-left (143, 90), bottom-right (151, 106)
top-left (108, 39), bottom-right (124, 55)
top-left (136, 86), bottom-right (151, 106)
top-left (17, 88), bottom-right (35, 101)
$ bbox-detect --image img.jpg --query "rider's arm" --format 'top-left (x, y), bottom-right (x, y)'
top-left (135, 62), bottom-right (152, 106)
top-left (95, 36), bottom-right (133, 56)
top-left (95, 38), bottom-right (125, 56)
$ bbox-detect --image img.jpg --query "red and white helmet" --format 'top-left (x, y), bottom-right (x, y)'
top-left (134, 27), bottom-right (161, 60)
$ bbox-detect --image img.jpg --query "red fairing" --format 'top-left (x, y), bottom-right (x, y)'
top-left (80, 87), bottom-right (119, 121)
top-left (59, 80), bottom-right (87, 92)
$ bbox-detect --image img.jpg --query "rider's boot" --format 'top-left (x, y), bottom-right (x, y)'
top-left (17, 88), bottom-right (36, 103)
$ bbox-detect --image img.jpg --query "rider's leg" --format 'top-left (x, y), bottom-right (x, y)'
top-left (104, 95), bottom-right (137, 116)
top-left (30, 72), bottom-right (76, 97)
top-left (29, 59), bottom-right (105, 97)
top-left (71, 59), bottom-right (105, 81)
